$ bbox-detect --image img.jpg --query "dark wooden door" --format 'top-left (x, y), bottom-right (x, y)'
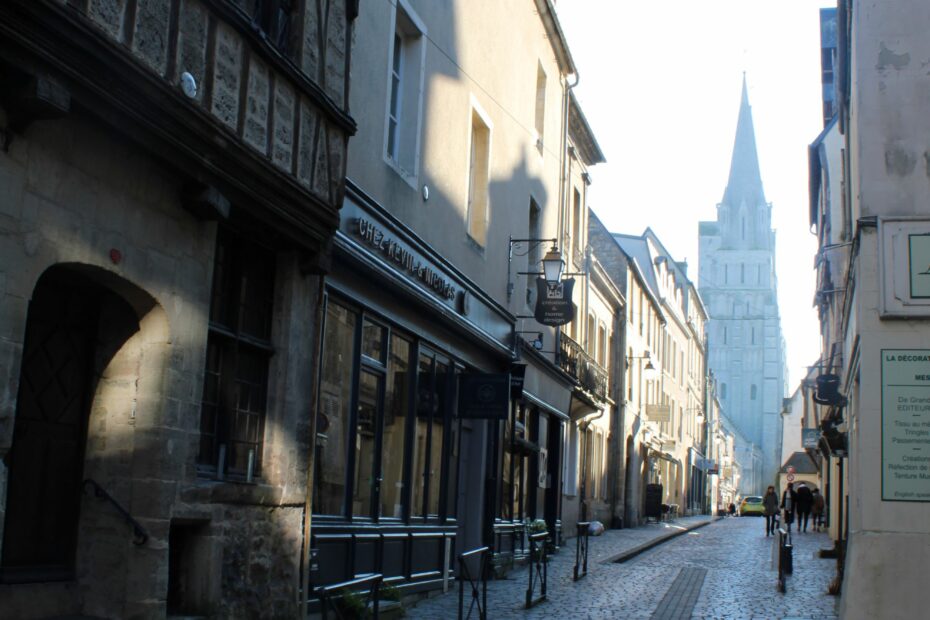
top-left (1, 274), bottom-right (99, 582)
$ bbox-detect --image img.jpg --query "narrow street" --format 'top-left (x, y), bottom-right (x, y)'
top-left (407, 517), bottom-right (839, 619)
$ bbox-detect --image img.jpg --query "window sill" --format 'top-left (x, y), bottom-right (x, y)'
top-left (181, 478), bottom-right (284, 506)
top-left (465, 234), bottom-right (486, 255)
top-left (384, 156), bottom-right (418, 189)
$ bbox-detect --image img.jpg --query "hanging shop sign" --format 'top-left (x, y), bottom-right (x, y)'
top-left (533, 278), bottom-right (575, 326)
top-left (645, 404), bottom-right (671, 423)
top-left (458, 373), bottom-right (510, 419)
top-left (802, 429), bottom-right (820, 449)
top-left (881, 349), bottom-right (930, 502)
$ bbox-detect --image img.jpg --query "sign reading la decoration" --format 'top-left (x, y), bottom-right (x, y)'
top-left (881, 349), bottom-right (930, 502)
top-left (534, 277), bottom-right (576, 326)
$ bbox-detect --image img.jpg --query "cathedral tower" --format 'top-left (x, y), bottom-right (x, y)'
top-left (698, 77), bottom-right (786, 494)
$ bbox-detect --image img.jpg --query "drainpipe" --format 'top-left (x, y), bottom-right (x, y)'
top-left (610, 311), bottom-right (628, 528)
top-left (555, 71), bottom-right (579, 373)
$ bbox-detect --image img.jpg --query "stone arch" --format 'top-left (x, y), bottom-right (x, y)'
top-left (0, 262), bottom-right (170, 616)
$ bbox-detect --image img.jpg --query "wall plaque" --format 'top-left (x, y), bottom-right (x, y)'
top-left (881, 349), bottom-right (930, 501)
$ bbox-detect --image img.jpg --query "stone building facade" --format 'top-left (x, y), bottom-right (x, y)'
top-left (808, 2), bottom-right (930, 616)
top-left (698, 78), bottom-right (786, 495)
top-left (0, 1), bottom-right (356, 617)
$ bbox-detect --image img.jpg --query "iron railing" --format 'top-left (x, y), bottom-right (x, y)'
top-left (573, 521), bottom-right (590, 581)
top-left (316, 573), bottom-right (383, 620)
top-left (82, 479), bottom-right (148, 545)
top-left (458, 546), bottom-right (489, 620)
top-left (558, 334), bottom-right (608, 401)
top-left (525, 532), bottom-right (548, 609)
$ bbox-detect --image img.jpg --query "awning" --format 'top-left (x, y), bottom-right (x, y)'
top-left (520, 354), bottom-right (572, 421)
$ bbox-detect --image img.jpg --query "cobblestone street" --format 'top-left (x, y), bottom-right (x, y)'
top-left (405, 517), bottom-right (839, 619)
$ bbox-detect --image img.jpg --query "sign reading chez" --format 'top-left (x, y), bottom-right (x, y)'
top-left (534, 278), bottom-right (576, 326)
top-left (354, 218), bottom-right (456, 301)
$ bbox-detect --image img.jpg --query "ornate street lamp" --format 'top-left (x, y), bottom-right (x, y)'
top-left (541, 245), bottom-right (565, 286)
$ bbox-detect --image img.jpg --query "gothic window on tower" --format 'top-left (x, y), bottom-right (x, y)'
top-left (750, 384), bottom-right (758, 400)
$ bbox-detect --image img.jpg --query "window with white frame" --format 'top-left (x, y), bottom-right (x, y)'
top-left (466, 105), bottom-right (491, 246)
top-left (385, 0), bottom-right (426, 182)
top-left (534, 62), bottom-right (546, 154)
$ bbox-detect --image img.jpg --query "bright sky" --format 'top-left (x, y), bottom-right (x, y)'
top-left (556, 0), bottom-right (834, 388)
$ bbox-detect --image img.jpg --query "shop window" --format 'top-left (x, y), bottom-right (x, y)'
top-left (500, 405), bottom-right (530, 522)
top-left (315, 300), bottom-right (459, 522)
top-left (380, 334), bottom-right (412, 518)
top-left (412, 351), bottom-right (456, 517)
top-left (314, 301), bottom-right (357, 515)
top-left (198, 229), bottom-right (275, 478)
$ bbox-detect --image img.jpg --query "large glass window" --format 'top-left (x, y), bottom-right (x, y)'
top-left (314, 298), bottom-right (459, 522)
top-left (381, 335), bottom-right (412, 518)
top-left (413, 351), bottom-right (457, 518)
top-left (315, 302), bottom-right (357, 515)
top-left (198, 228), bottom-right (275, 478)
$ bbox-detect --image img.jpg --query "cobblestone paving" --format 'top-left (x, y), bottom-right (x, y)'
top-left (404, 516), bottom-right (839, 619)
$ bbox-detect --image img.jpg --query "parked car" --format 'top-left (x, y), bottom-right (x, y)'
top-left (739, 495), bottom-right (765, 516)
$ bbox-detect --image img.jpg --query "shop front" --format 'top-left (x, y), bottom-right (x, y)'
top-left (308, 185), bottom-right (514, 602)
top-left (487, 348), bottom-right (572, 571)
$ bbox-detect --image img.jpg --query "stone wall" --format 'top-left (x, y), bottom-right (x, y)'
top-left (0, 101), bottom-right (319, 617)
top-left (54, 0), bottom-right (351, 210)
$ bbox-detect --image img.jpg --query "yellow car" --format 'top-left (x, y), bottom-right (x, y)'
top-left (739, 495), bottom-right (766, 516)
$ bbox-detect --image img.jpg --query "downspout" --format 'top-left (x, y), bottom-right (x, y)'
top-left (610, 311), bottom-right (628, 528)
top-left (555, 71), bottom-right (579, 373)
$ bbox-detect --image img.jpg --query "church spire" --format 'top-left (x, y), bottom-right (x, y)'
top-left (722, 75), bottom-right (767, 208)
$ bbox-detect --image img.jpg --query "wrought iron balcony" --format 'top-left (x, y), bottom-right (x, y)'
top-left (558, 334), bottom-right (608, 402)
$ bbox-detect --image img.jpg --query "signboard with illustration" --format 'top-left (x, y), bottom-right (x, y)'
top-left (534, 278), bottom-right (575, 326)
top-left (881, 349), bottom-right (930, 501)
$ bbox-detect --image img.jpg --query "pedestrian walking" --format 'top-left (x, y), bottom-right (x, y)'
top-left (795, 483), bottom-right (813, 532)
top-left (780, 482), bottom-right (798, 532)
top-left (763, 486), bottom-right (779, 536)
top-left (812, 488), bottom-right (825, 531)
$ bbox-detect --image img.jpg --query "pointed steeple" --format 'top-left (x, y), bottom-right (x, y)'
top-left (721, 75), bottom-right (766, 208)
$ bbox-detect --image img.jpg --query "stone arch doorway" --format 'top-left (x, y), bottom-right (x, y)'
top-left (1, 264), bottom-right (168, 585)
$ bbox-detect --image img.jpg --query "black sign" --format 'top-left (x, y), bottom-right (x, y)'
top-left (534, 278), bottom-right (575, 326)
top-left (510, 363), bottom-right (527, 399)
top-left (458, 373), bottom-right (510, 419)
top-left (645, 483), bottom-right (663, 519)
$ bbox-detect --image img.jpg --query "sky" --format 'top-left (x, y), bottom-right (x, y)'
top-left (555, 0), bottom-right (834, 388)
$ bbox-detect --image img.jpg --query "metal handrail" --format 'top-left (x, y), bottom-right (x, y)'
top-left (525, 531), bottom-right (548, 609)
top-left (458, 546), bottom-right (489, 620)
top-left (82, 478), bottom-right (148, 545)
top-left (573, 521), bottom-right (590, 581)
top-left (316, 573), bottom-right (383, 620)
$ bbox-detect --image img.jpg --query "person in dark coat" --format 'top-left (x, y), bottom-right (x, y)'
top-left (780, 482), bottom-right (798, 532)
top-left (763, 486), bottom-right (779, 536)
top-left (795, 483), bottom-right (814, 532)
top-left (812, 488), bottom-right (825, 531)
